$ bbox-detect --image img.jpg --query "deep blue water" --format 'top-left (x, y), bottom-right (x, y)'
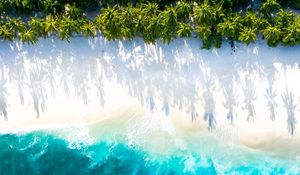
top-left (0, 131), bottom-right (299, 175)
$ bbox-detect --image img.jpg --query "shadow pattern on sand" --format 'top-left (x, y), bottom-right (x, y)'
top-left (0, 37), bottom-right (300, 134)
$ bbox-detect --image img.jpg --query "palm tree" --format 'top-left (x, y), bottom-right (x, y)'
top-left (42, 0), bottom-right (63, 15)
top-left (242, 11), bottom-right (258, 28)
top-left (217, 15), bottom-right (242, 41)
top-left (177, 22), bottom-right (192, 38)
top-left (65, 3), bottom-right (83, 19)
top-left (141, 2), bottom-right (159, 17)
top-left (120, 6), bottom-right (136, 40)
top-left (81, 20), bottom-right (96, 37)
top-left (133, 11), bottom-right (145, 37)
top-left (57, 16), bottom-right (78, 42)
top-left (258, 17), bottom-right (270, 31)
top-left (195, 24), bottom-right (213, 48)
top-left (96, 5), bottom-right (121, 40)
top-left (195, 24), bottom-right (212, 41)
top-left (193, 2), bottom-right (216, 26)
top-left (281, 22), bottom-right (299, 46)
top-left (214, 3), bottom-right (226, 23)
top-left (260, 0), bottom-right (280, 17)
top-left (212, 33), bottom-right (222, 48)
top-left (176, 1), bottom-right (192, 22)
top-left (29, 17), bottom-right (46, 36)
top-left (159, 6), bottom-right (178, 43)
top-left (143, 16), bottom-right (161, 43)
top-left (0, 24), bottom-right (15, 42)
top-left (274, 10), bottom-right (296, 28)
top-left (44, 15), bottom-right (58, 35)
top-left (238, 27), bottom-right (257, 45)
top-left (0, 18), bottom-right (26, 42)
top-left (261, 25), bottom-right (282, 47)
top-left (296, 16), bottom-right (300, 44)
top-left (6, 18), bottom-right (26, 34)
top-left (19, 28), bottom-right (39, 45)
top-left (163, 6), bottom-right (177, 29)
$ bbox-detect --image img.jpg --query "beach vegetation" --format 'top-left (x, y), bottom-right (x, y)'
top-left (0, 0), bottom-right (300, 48)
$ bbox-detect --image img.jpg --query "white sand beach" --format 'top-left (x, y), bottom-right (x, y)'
top-left (1, 37), bottom-right (300, 157)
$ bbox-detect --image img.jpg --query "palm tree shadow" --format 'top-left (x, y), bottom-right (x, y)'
top-left (200, 65), bottom-right (216, 130)
top-left (282, 88), bottom-right (297, 135)
top-left (0, 64), bottom-right (8, 120)
top-left (0, 38), bottom-right (300, 134)
top-left (222, 75), bottom-right (238, 124)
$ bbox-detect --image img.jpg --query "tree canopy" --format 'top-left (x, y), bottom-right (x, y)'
top-left (0, 0), bottom-right (300, 48)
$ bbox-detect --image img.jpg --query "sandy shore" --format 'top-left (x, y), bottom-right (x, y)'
top-left (0, 37), bottom-right (300, 157)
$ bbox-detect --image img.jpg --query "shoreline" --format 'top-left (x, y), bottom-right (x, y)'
top-left (0, 36), bottom-right (300, 157)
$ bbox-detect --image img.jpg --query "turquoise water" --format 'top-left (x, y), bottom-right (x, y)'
top-left (0, 129), bottom-right (299, 175)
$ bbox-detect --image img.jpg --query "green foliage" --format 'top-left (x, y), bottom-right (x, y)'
top-left (261, 25), bottom-right (282, 47)
top-left (159, 6), bottom-right (178, 43)
top-left (0, 0), bottom-right (300, 49)
top-left (43, 15), bottom-right (58, 35)
top-left (140, 2), bottom-right (159, 16)
top-left (177, 22), bottom-right (192, 37)
top-left (217, 14), bottom-right (242, 40)
top-left (274, 10), bottom-right (295, 28)
top-left (81, 20), bottom-right (96, 37)
top-left (100, 0), bottom-right (178, 8)
top-left (5, 18), bottom-right (26, 32)
top-left (193, 2), bottom-right (217, 26)
top-left (242, 11), bottom-right (258, 28)
top-left (96, 6), bottom-right (122, 40)
top-left (56, 16), bottom-right (79, 42)
top-left (195, 23), bottom-right (222, 49)
top-left (119, 5), bottom-right (138, 40)
top-left (176, 1), bottom-right (192, 21)
top-left (143, 16), bottom-right (162, 43)
top-left (64, 3), bottom-right (83, 19)
top-left (19, 28), bottom-right (38, 44)
top-left (42, 0), bottom-right (63, 15)
top-left (238, 27), bottom-right (257, 45)
top-left (195, 24), bottom-right (212, 41)
top-left (0, 22), bottom-right (15, 42)
top-left (260, 0), bottom-right (281, 17)
top-left (279, 16), bottom-right (300, 46)
top-left (193, 2), bottom-right (224, 48)
top-left (281, 24), bottom-right (299, 46)
top-left (28, 17), bottom-right (46, 36)
top-left (139, 3), bottom-right (161, 43)
top-left (0, 0), bottom-right (99, 15)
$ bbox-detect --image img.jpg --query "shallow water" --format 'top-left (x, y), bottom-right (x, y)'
top-left (0, 128), bottom-right (299, 175)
